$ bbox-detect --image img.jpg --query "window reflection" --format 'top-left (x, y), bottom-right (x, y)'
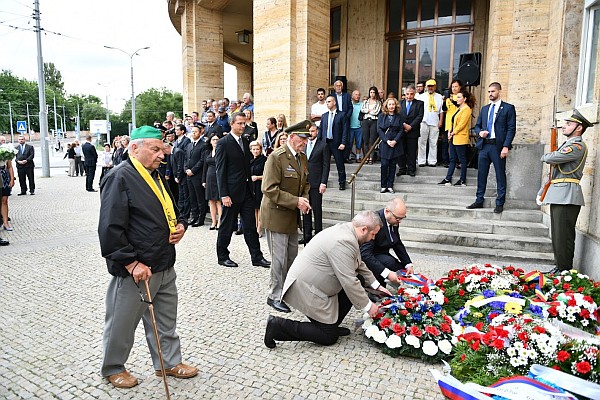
top-left (456, 0), bottom-right (472, 24)
top-left (421, 0), bottom-right (435, 28)
top-left (403, 38), bottom-right (417, 87)
top-left (438, 0), bottom-right (453, 25)
top-left (585, 9), bottom-right (599, 103)
top-left (389, 0), bottom-right (402, 32)
top-left (419, 36), bottom-right (434, 81)
top-left (387, 41), bottom-right (401, 98)
top-left (436, 35), bottom-right (452, 88)
top-left (453, 33), bottom-right (470, 75)
top-left (405, 0), bottom-right (418, 29)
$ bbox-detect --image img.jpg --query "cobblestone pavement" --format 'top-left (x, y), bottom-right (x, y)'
top-left (0, 165), bottom-right (553, 400)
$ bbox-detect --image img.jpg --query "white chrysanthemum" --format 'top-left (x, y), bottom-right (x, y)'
top-left (577, 273), bottom-right (589, 279)
top-left (365, 325), bottom-right (379, 339)
top-left (563, 275), bottom-right (572, 282)
top-left (438, 339), bottom-right (453, 354)
top-left (451, 336), bottom-right (458, 345)
top-left (362, 318), bottom-right (373, 329)
top-left (507, 347), bottom-right (517, 357)
top-left (429, 289), bottom-right (445, 305)
top-left (404, 287), bottom-right (420, 297)
top-left (582, 319), bottom-right (589, 326)
top-left (405, 335), bottom-right (421, 348)
top-left (385, 334), bottom-right (402, 349)
top-left (373, 329), bottom-right (387, 344)
top-left (422, 340), bottom-right (439, 356)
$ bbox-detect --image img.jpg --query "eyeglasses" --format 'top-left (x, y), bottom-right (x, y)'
top-left (387, 208), bottom-right (406, 221)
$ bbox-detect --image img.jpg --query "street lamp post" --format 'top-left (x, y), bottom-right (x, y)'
top-left (97, 83), bottom-right (111, 145)
top-left (103, 45), bottom-right (149, 131)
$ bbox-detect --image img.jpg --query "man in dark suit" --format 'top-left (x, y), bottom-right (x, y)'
top-left (360, 198), bottom-right (415, 287)
top-left (332, 80), bottom-right (352, 160)
top-left (185, 124), bottom-right (208, 226)
top-left (397, 85), bottom-right (424, 177)
top-left (319, 95), bottom-right (348, 190)
top-left (173, 124), bottom-right (191, 220)
top-left (301, 123), bottom-right (330, 245)
top-left (204, 111), bottom-right (224, 147)
top-left (15, 135), bottom-right (35, 195)
top-left (467, 82), bottom-right (517, 214)
top-left (82, 135), bottom-right (98, 192)
top-left (215, 112), bottom-right (270, 268)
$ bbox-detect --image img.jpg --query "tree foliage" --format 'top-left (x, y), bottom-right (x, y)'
top-left (120, 87), bottom-right (183, 126)
top-left (44, 62), bottom-right (65, 95)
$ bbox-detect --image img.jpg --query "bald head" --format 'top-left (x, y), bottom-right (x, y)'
top-left (384, 198), bottom-right (407, 226)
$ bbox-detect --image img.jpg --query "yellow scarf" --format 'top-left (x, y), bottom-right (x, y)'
top-left (130, 156), bottom-right (177, 234)
top-left (428, 93), bottom-right (438, 112)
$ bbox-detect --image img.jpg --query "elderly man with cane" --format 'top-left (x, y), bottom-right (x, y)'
top-left (98, 125), bottom-right (197, 390)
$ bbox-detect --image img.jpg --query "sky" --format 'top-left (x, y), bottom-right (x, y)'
top-left (0, 0), bottom-right (235, 113)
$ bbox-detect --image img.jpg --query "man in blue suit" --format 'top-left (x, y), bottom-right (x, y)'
top-left (333, 80), bottom-right (352, 162)
top-left (319, 95), bottom-right (348, 190)
top-left (467, 82), bottom-right (516, 213)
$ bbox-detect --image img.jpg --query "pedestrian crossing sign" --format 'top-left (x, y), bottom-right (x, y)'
top-left (16, 121), bottom-right (27, 133)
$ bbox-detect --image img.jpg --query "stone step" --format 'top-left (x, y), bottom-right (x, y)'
top-left (342, 163), bottom-right (492, 178)
top-left (321, 219), bottom-right (553, 264)
top-left (329, 174), bottom-right (496, 188)
top-left (322, 204), bottom-right (544, 224)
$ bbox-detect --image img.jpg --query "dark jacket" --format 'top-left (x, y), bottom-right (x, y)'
top-left (15, 143), bottom-right (35, 169)
top-left (360, 209), bottom-right (412, 278)
top-left (82, 141), bottom-right (98, 167)
top-left (400, 99), bottom-right (424, 139)
top-left (318, 110), bottom-right (348, 147)
top-left (98, 160), bottom-right (186, 277)
top-left (172, 136), bottom-right (191, 182)
top-left (184, 139), bottom-right (207, 177)
top-left (377, 113), bottom-right (404, 159)
top-left (474, 101), bottom-right (517, 151)
top-left (306, 138), bottom-right (330, 187)
top-left (215, 133), bottom-right (253, 203)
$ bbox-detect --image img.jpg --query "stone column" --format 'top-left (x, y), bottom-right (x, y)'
top-left (253, 0), bottom-right (330, 131)
top-left (180, 1), bottom-right (225, 115)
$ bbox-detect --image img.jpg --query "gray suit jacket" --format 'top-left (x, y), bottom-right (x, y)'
top-left (539, 136), bottom-right (587, 206)
top-left (282, 222), bottom-right (378, 324)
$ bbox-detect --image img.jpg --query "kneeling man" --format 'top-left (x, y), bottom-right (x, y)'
top-left (264, 210), bottom-right (391, 348)
top-left (360, 198), bottom-right (415, 287)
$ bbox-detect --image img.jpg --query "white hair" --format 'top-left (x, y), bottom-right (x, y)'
top-left (352, 210), bottom-right (382, 230)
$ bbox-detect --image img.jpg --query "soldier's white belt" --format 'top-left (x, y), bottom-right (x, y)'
top-left (551, 178), bottom-right (580, 184)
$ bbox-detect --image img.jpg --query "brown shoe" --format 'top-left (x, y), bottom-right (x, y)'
top-left (155, 363), bottom-right (198, 379)
top-left (107, 370), bottom-right (139, 388)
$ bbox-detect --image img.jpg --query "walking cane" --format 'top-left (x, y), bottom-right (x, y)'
top-left (144, 280), bottom-right (171, 400)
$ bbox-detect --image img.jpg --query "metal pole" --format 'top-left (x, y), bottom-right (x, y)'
top-left (105, 90), bottom-right (110, 145)
top-left (350, 174), bottom-right (356, 219)
top-left (8, 102), bottom-right (14, 143)
top-left (130, 58), bottom-right (136, 129)
top-left (26, 103), bottom-right (31, 140)
top-left (34, 0), bottom-right (50, 177)
top-left (76, 102), bottom-right (80, 141)
top-left (53, 93), bottom-right (58, 137)
top-left (61, 105), bottom-right (66, 138)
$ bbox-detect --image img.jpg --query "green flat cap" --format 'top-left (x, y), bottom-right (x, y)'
top-left (565, 109), bottom-right (594, 129)
top-left (131, 126), bottom-right (163, 140)
top-left (285, 119), bottom-right (312, 138)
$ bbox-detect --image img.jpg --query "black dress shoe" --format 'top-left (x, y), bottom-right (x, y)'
top-left (298, 236), bottom-right (312, 245)
top-left (29, 191), bottom-right (35, 195)
top-left (339, 183), bottom-right (346, 191)
top-left (17, 192), bottom-right (26, 196)
top-left (337, 327), bottom-right (351, 337)
top-left (269, 300), bottom-right (291, 313)
top-left (188, 218), bottom-right (199, 225)
top-left (409, 172), bottom-right (416, 177)
top-left (0, 239), bottom-right (9, 246)
top-left (264, 315), bottom-right (277, 349)
top-left (191, 221), bottom-right (204, 227)
top-left (218, 259), bottom-right (238, 268)
top-left (493, 205), bottom-right (504, 213)
top-left (235, 229), bottom-right (243, 235)
top-left (86, 189), bottom-right (98, 192)
top-left (466, 202), bottom-right (483, 209)
top-left (253, 258), bottom-right (271, 268)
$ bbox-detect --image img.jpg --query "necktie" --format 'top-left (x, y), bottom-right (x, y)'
top-left (307, 140), bottom-right (313, 159)
top-left (238, 136), bottom-right (244, 152)
top-left (327, 112), bottom-right (333, 139)
top-left (406, 102), bottom-right (411, 115)
top-left (193, 141), bottom-right (196, 147)
top-left (487, 103), bottom-right (496, 136)
top-left (295, 153), bottom-right (301, 168)
top-left (390, 225), bottom-right (399, 243)
top-left (21, 145), bottom-right (24, 155)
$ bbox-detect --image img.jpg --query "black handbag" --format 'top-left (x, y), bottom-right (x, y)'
top-left (358, 111), bottom-right (365, 121)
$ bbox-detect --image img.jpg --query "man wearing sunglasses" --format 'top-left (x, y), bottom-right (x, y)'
top-left (360, 198), bottom-right (415, 287)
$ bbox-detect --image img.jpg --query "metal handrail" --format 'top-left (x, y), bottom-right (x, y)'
top-left (348, 136), bottom-right (381, 218)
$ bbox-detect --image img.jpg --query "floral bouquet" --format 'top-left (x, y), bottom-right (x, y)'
top-left (0, 145), bottom-right (17, 162)
top-left (436, 264), bottom-right (526, 316)
top-left (554, 339), bottom-right (600, 383)
top-left (545, 291), bottom-right (600, 334)
top-left (450, 314), bottom-right (568, 386)
top-left (362, 285), bottom-right (458, 362)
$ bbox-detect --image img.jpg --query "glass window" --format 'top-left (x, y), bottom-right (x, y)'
top-left (421, 0), bottom-right (435, 28)
top-left (438, 0), bottom-right (453, 25)
top-left (436, 35), bottom-right (452, 88)
top-left (402, 38), bottom-right (418, 87)
top-left (419, 36), bottom-right (434, 81)
top-left (405, 1), bottom-right (418, 29)
top-left (330, 57), bottom-right (338, 85)
top-left (331, 7), bottom-right (341, 45)
top-left (456, 0), bottom-right (472, 24)
top-left (387, 41), bottom-right (401, 97)
top-left (389, 0), bottom-right (402, 32)
top-left (453, 33), bottom-right (471, 75)
top-left (585, 7), bottom-right (599, 103)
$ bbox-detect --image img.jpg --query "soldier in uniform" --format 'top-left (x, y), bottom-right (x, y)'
top-left (538, 109), bottom-right (593, 272)
top-left (261, 120), bottom-right (311, 313)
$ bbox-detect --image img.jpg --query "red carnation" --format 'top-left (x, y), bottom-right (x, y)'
top-left (444, 315), bottom-right (452, 323)
top-left (563, 283), bottom-right (571, 290)
top-left (400, 309), bottom-right (409, 316)
top-left (392, 323), bottom-right (406, 335)
top-left (518, 332), bottom-right (529, 342)
top-left (459, 289), bottom-right (465, 296)
top-left (459, 276), bottom-right (465, 284)
top-left (567, 299), bottom-right (577, 307)
top-left (580, 309), bottom-right (590, 319)
top-left (533, 326), bottom-right (546, 334)
top-left (480, 277), bottom-right (489, 283)
top-left (440, 323), bottom-right (451, 333)
top-left (475, 322), bottom-right (484, 331)
top-left (513, 271), bottom-right (520, 277)
top-left (553, 279), bottom-right (559, 285)
top-left (583, 295), bottom-right (594, 303)
top-left (410, 326), bottom-right (422, 337)
top-left (552, 365), bottom-right (561, 370)
top-left (577, 287), bottom-right (584, 293)
top-left (404, 302), bottom-right (413, 309)
top-left (469, 340), bottom-right (480, 351)
top-left (375, 312), bottom-right (384, 319)
top-left (444, 297), bottom-right (449, 304)
top-left (380, 318), bottom-right (392, 329)
top-left (492, 338), bottom-right (505, 350)
top-left (548, 306), bottom-right (558, 316)
top-left (594, 282), bottom-right (600, 288)
top-left (425, 326), bottom-right (440, 336)
top-left (575, 361), bottom-right (591, 374)
top-left (460, 354), bottom-right (466, 361)
top-left (556, 351), bottom-right (570, 362)
top-left (421, 285), bottom-right (430, 295)
top-left (426, 311), bottom-right (434, 318)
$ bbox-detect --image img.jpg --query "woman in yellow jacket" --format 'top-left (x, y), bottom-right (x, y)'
top-left (439, 89), bottom-right (476, 186)
top-left (440, 79), bottom-right (463, 167)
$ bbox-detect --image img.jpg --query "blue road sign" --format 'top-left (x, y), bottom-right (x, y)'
top-left (16, 121), bottom-right (27, 133)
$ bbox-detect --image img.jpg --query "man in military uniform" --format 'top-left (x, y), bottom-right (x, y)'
top-left (261, 120), bottom-right (311, 313)
top-left (538, 109), bottom-right (592, 272)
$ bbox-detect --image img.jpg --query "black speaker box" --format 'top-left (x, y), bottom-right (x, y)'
top-left (456, 52), bottom-right (482, 86)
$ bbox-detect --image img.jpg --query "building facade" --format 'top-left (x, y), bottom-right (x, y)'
top-left (168, 0), bottom-right (600, 276)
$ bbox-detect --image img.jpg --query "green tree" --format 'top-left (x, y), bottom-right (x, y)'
top-left (0, 70), bottom-right (40, 136)
top-left (120, 87), bottom-right (183, 126)
top-left (44, 62), bottom-right (65, 95)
